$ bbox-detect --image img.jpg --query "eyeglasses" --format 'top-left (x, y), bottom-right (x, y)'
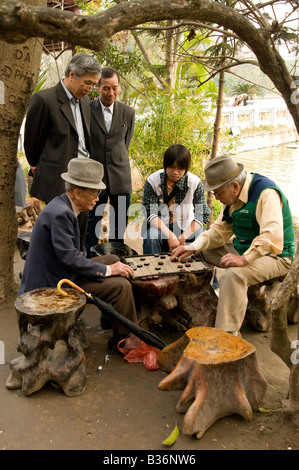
top-left (211, 183), bottom-right (231, 198)
top-left (82, 80), bottom-right (99, 90)
top-left (83, 189), bottom-right (102, 197)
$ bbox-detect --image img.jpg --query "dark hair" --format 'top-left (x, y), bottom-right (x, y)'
top-left (99, 66), bottom-right (120, 84)
top-left (163, 144), bottom-right (191, 173)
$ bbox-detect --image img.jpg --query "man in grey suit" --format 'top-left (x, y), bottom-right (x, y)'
top-left (85, 67), bottom-right (135, 255)
top-left (24, 53), bottom-right (101, 241)
top-left (19, 158), bottom-right (138, 354)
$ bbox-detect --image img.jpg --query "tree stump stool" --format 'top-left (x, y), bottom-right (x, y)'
top-left (6, 288), bottom-right (87, 397)
top-left (157, 327), bottom-right (267, 439)
top-left (246, 275), bottom-right (298, 331)
top-left (132, 272), bottom-right (218, 331)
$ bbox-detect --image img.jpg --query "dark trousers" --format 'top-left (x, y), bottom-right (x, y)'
top-left (84, 254), bottom-right (138, 337)
top-left (85, 194), bottom-right (130, 256)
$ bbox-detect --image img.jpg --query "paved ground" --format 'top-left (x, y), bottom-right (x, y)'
top-left (0, 231), bottom-right (298, 453)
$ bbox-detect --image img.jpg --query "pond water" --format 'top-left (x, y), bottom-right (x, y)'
top-left (231, 143), bottom-right (299, 221)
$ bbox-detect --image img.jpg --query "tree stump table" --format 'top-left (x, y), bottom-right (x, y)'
top-left (6, 288), bottom-right (87, 397)
top-left (132, 271), bottom-right (218, 331)
top-left (157, 327), bottom-right (267, 438)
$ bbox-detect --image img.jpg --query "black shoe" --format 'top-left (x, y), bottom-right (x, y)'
top-left (107, 335), bottom-right (128, 355)
top-left (101, 313), bottom-right (112, 330)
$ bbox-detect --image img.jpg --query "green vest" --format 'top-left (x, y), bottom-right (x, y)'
top-left (222, 173), bottom-right (295, 260)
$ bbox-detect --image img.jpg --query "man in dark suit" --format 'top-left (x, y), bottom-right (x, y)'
top-left (19, 158), bottom-right (138, 354)
top-left (85, 67), bottom-right (135, 255)
top-left (24, 53), bottom-right (101, 242)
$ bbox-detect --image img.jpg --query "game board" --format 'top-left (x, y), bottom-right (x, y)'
top-left (124, 253), bottom-right (210, 280)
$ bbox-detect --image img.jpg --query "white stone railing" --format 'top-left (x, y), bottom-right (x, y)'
top-left (220, 98), bottom-right (294, 131)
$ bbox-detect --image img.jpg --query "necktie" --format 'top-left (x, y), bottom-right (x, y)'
top-left (104, 107), bottom-right (112, 132)
top-left (71, 97), bottom-right (89, 158)
top-left (71, 98), bottom-right (82, 132)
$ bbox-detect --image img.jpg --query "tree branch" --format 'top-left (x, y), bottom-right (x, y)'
top-left (0, 0), bottom-right (269, 50)
top-left (130, 21), bottom-right (241, 40)
top-left (0, 0), bottom-right (298, 132)
top-left (131, 30), bottom-right (166, 88)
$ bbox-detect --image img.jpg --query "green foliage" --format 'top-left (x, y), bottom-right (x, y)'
top-left (34, 69), bottom-right (48, 93)
top-left (231, 82), bottom-right (259, 96)
top-left (91, 39), bottom-right (144, 77)
top-left (130, 74), bottom-right (240, 189)
top-left (212, 198), bottom-right (222, 221)
top-left (273, 26), bottom-right (299, 44)
top-left (76, 0), bottom-right (242, 191)
top-left (130, 85), bottom-right (214, 184)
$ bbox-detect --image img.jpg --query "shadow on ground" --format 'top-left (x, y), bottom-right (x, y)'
top-left (0, 248), bottom-right (298, 452)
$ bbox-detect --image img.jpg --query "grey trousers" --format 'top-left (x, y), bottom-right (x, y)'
top-left (202, 243), bottom-right (292, 332)
top-left (84, 254), bottom-right (138, 337)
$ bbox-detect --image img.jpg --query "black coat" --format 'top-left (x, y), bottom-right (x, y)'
top-left (24, 81), bottom-right (91, 204)
top-left (90, 99), bottom-right (135, 195)
top-left (18, 193), bottom-right (106, 295)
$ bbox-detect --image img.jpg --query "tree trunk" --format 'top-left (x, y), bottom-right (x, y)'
top-left (165, 20), bottom-right (182, 89)
top-left (132, 31), bottom-right (166, 89)
top-left (211, 70), bottom-right (225, 160)
top-left (207, 67), bottom-right (226, 228)
top-left (6, 287), bottom-right (87, 396)
top-left (207, 28), bottom-right (227, 228)
top-left (0, 0), bottom-right (45, 300)
top-left (271, 241), bottom-right (299, 412)
top-left (165, 20), bottom-right (176, 88)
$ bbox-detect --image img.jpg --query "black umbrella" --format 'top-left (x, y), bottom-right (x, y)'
top-left (57, 279), bottom-right (167, 350)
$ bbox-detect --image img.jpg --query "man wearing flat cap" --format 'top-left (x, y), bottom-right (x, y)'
top-left (172, 155), bottom-right (295, 336)
top-left (19, 158), bottom-right (138, 353)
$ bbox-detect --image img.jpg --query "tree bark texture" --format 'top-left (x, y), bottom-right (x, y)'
top-left (0, 0), bottom-right (45, 299)
top-left (6, 287), bottom-right (87, 396)
top-left (132, 271), bottom-right (218, 331)
top-left (207, 64), bottom-right (226, 227)
top-left (246, 276), bottom-right (298, 332)
top-left (271, 242), bottom-right (299, 412)
top-left (158, 327), bottom-right (267, 438)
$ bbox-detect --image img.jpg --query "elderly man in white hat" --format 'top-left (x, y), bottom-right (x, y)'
top-left (172, 154), bottom-right (295, 336)
top-left (19, 158), bottom-right (137, 353)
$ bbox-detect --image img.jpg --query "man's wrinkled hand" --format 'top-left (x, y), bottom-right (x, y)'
top-left (110, 261), bottom-right (134, 278)
top-left (220, 253), bottom-right (248, 267)
top-left (171, 245), bottom-right (195, 261)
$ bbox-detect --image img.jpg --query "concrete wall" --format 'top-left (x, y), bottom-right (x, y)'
top-left (237, 127), bottom-right (298, 152)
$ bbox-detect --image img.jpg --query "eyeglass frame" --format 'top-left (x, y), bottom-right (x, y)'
top-left (211, 182), bottom-right (232, 198)
top-left (81, 79), bottom-right (99, 90)
top-left (80, 188), bottom-right (102, 197)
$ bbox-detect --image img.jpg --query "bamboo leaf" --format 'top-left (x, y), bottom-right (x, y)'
top-left (162, 423), bottom-right (180, 446)
top-left (258, 407), bottom-right (272, 413)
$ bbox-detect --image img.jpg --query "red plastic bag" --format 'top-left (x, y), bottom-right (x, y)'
top-left (117, 335), bottom-right (160, 370)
